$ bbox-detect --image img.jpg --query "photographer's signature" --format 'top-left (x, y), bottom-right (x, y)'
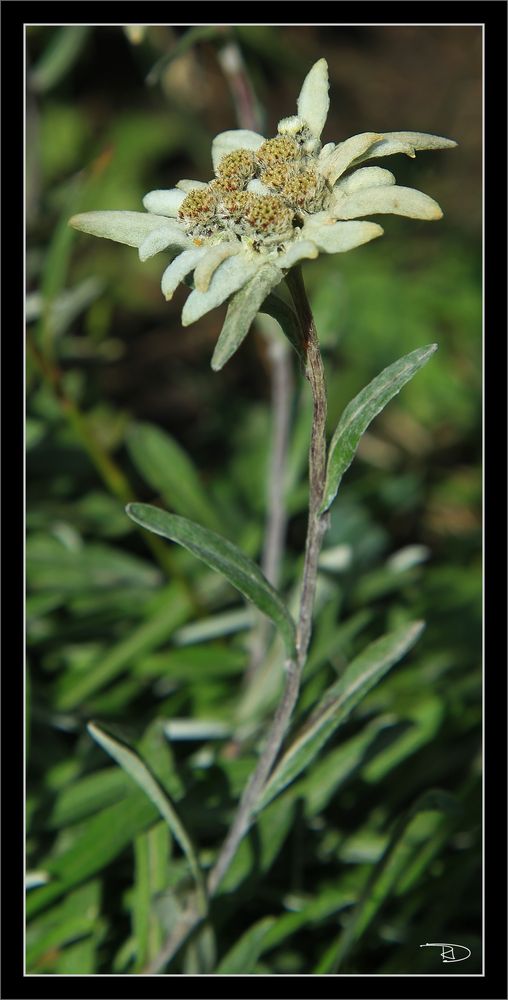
top-left (420, 942), bottom-right (471, 963)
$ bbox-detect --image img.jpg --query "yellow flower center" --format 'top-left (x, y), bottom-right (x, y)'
top-left (216, 149), bottom-right (257, 185)
top-left (256, 136), bottom-right (301, 168)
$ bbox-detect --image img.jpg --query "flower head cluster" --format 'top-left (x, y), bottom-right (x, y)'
top-left (70, 59), bottom-right (456, 365)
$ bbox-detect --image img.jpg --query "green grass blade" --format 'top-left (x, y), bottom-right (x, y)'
top-left (87, 723), bottom-right (207, 913)
top-left (320, 344), bottom-right (438, 513)
top-left (30, 27), bottom-right (92, 93)
top-left (26, 880), bottom-right (101, 969)
top-left (126, 504), bottom-right (297, 658)
top-left (316, 789), bottom-right (458, 973)
top-left (55, 582), bottom-right (191, 710)
top-left (215, 917), bottom-right (276, 973)
top-left (26, 793), bottom-right (158, 918)
top-left (257, 621), bottom-right (425, 812)
top-left (126, 422), bottom-right (222, 531)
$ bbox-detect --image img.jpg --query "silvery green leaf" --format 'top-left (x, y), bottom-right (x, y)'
top-left (142, 188), bottom-right (186, 216)
top-left (296, 57), bottom-right (330, 139)
top-left (126, 504), bottom-right (297, 658)
top-left (194, 244), bottom-right (241, 293)
top-left (320, 344), bottom-right (438, 514)
top-left (212, 129), bottom-right (266, 171)
top-left (161, 247), bottom-right (207, 300)
top-left (256, 621), bottom-right (425, 812)
top-left (336, 166), bottom-right (396, 194)
top-left (304, 219), bottom-right (383, 254)
top-left (319, 133), bottom-right (383, 185)
top-left (87, 723), bottom-right (207, 911)
top-left (138, 228), bottom-right (189, 262)
top-left (353, 130), bottom-right (457, 165)
top-left (335, 185), bottom-right (443, 221)
top-left (211, 262), bottom-right (282, 371)
top-left (69, 211), bottom-right (184, 248)
top-left (181, 255), bottom-right (258, 326)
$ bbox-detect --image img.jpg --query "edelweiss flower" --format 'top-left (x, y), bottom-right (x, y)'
top-left (70, 59), bottom-right (456, 368)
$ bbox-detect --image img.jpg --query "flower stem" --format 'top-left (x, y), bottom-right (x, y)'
top-left (285, 266), bottom-right (330, 665)
top-left (143, 266), bottom-right (329, 973)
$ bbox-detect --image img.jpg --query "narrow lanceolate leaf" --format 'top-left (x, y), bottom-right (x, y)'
top-left (320, 344), bottom-right (437, 514)
top-left (211, 263), bottom-right (282, 371)
top-left (126, 504), bottom-right (297, 658)
top-left (87, 723), bottom-right (207, 912)
top-left (256, 621), bottom-right (425, 812)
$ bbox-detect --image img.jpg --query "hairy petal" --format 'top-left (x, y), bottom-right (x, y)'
top-left (193, 244), bottom-right (242, 293)
top-left (182, 255), bottom-right (259, 326)
top-left (143, 189), bottom-right (186, 217)
top-left (276, 239), bottom-right (319, 270)
top-left (139, 227), bottom-right (190, 262)
top-left (296, 57), bottom-right (330, 139)
top-left (161, 247), bottom-right (208, 301)
top-left (304, 219), bottom-right (384, 253)
top-left (336, 166), bottom-right (396, 194)
top-left (69, 211), bottom-right (183, 248)
top-left (211, 263), bottom-right (282, 371)
top-left (319, 133), bottom-right (384, 185)
top-left (335, 185), bottom-right (443, 221)
top-left (352, 130), bottom-right (458, 165)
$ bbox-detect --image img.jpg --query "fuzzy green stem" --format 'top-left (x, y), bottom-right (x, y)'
top-left (285, 266), bottom-right (330, 664)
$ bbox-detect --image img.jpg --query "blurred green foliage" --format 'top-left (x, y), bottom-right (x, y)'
top-left (26, 25), bottom-right (481, 974)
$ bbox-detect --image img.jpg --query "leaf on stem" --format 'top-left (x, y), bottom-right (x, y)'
top-left (87, 723), bottom-right (207, 912)
top-left (256, 620), bottom-right (425, 812)
top-left (320, 344), bottom-right (437, 514)
top-left (126, 504), bottom-right (297, 658)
